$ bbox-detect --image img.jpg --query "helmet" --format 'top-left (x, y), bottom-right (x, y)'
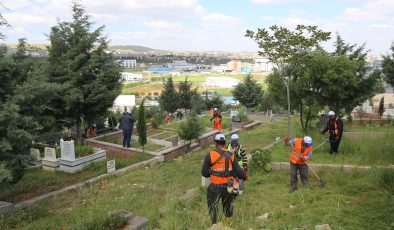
top-left (327, 111), bottom-right (335, 116)
top-left (214, 133), bottom-right (226, 141)
top-left (214, 108), bottom-right (218, 111)
top-left (303, 136), bottom-right (312, 146)
top-left (231, 134), bottom-right (239, 141)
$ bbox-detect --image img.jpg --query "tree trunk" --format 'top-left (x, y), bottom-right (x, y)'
top-left (286, 80), bottom-right (291, 138)
top-left (76, 117), bottom-right (82, 141)
top-left (305, 109), bottom-right (311, 134)
top-left (299, 101), bottom-right (305, 134)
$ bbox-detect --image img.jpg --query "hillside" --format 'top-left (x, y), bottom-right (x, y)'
top-left (109, 45), bottom-right (158, 52)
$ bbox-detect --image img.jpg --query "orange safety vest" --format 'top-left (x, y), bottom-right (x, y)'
top-left (213, 117), bottom-right (222, 130)
top-left (289, 138), bottom-right (312, 165)
top-left (209, 148), bottom-right (235, 184)
top-left (329, 118), bottom-right (339, 135)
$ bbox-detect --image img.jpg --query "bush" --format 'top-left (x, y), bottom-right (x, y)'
top-left (250, 148), bottom-right (272, 172)
top-left (239, 106), bottom-right (248, 122)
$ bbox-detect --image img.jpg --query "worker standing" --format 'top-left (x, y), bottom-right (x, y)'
top-left (201, 134), bottom-right (247, 226)
top-left (285, 136), bottom-right (313, 192)
top-left (321, 111), bottom-right (344, 154)
top-left (227, 134), bottom-right (248, 194)
top-left (165, 113), bottom-right (171, 124)
top-left (210, 108), bottom-right (222, 131)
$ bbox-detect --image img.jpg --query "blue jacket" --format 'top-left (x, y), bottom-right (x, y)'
top-left (119, 113), bottom-right (135, 131)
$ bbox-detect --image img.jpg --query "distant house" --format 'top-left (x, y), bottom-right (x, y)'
top-left (145, 67), bottom-right (174, 74)
top-left (112, 95), bottom-right (136, 112)
top-left (121, 72), bottom-right (144, 83)
top-left (205, 77), bottom-right (240, 88)
top-left (167, 60), bottom-right (194, 71)
top-left (117, 59), bottom-right (137, 68)
top-left (212, 64), bottom-right (230, 73)
top-left (254, 57), bottom-right (273, 72)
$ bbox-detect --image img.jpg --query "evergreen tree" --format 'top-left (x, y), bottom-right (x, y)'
top-left (137, 101), bottom-right (147, 153)
top-left (382, 42), bottom-right (394, 87)
top-left (232, 74), bottom-right (263, 110)
top-left (178, 112), bottom-right (203, 151)
top-left (47, 3), bottom-right (122, 139)
top-left (160, 77), bottom-right (179, 113)
top-left (178, 77), bottom-right (197, 111)
top-left (379, 97), bottom-right (385, 117)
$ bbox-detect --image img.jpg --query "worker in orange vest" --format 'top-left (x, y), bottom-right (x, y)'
top-left (209, 108), bottom-right (214, 116)
top-left (285, 136), bottom-right (313, 192)
top-left (321, 111), bottom-right (343, 154)
top-left (165, 113), bottom-right (171, 124)
top-left (210, 108), bottom-right (222, 131)
top-left (201, 134), bottom-right (247, 225)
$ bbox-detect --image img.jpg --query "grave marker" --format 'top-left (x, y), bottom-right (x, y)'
top-left (44, 147), bottom-right (57, 160)
top-left (60, 139), bottom-right (75, 161)
top-left (30, 148), bottom-right (41, 160)
top-left (107, 160), bottom-right (116, 173)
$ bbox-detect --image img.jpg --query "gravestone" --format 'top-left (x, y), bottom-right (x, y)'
top-left (107, 160), bottom-right (116, 173)
top-left (172, 137), bottom-right (178, 147)
top-left (44, 147), bottom-right (57, 161)
top-left (60, 139), bottom-right (75, 161)
top-left (30, 148), bottom-right (41, 160)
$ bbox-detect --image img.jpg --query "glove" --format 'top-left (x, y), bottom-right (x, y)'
top-left (243, 166), bottom-right (249, 171)
top-left (301, 156), bottom-right (307, 161)
top-left (244, 174), bottom-right (249, 181)
top-left (284, 137), bottom-right (289, 145)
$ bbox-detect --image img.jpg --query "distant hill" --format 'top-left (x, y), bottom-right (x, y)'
top-left (7, 44), bottom-right (49, 49)
top-left (109, 45), bottom-right (158, 52)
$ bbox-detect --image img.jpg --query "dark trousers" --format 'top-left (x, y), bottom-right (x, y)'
top-left (290, 162), bottom-right (308, 191)
top-left (207, 184), bottom-right (234, 224)
top-left (330, 139), bottom-right (341, 153)
top-left (122, 130), bottom-right (132, 148)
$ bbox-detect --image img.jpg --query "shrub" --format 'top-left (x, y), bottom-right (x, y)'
top-left (239, 106), bottom-right (248, 122)
top-left (250, 148), bottom-right (272, 172)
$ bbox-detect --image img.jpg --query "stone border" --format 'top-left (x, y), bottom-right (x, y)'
top-left (0, 156), bottom-right (164, 215)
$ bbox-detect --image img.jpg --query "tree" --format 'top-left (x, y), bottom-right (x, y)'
top-left (178, 77), bottom-right (197, 111)
top-left (137, 100), bottom-right (147, 153)
top-left (178, 112), bottom-right (203, 152)
top-left (379, 97), bottom-right (385, 117)
top-left (47, 3), bottom-right (122, 139)
top-left (0, 3), bottom-right (10, 40)
top-left (382, 42), bottom-right (394, 87)
top-left (232, 74), bottom-right (263, 110)
top-left (160, 77), bottom-right (179, 113)
top-left (246, 25), bottom-right (331, 138)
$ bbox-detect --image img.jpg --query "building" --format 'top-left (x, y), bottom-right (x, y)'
top-left (121, 72), bottom-right (144, 83)
top-left (212, 64), bottom-right (230, 73)
top-left (167, 60), bottom-right (194, 71)
top-left (117, 59), bottom-right (137, 68)
top-left (371, 93), bottom-right (394, 110)
top-left (227, 60), bottom-right (243, 72)
top-left (112, 95), bottom-right (136, 112)
top-left (145, 67), bottom-right (174, 75)
top-left (205, 77), bottom-right (240, 88)
top-left (254, 57), bottom-right (273, 72)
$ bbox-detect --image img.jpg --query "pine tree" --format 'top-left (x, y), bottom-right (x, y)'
top-left (178, 112), bottom-right (203, 152)
top-left (160, 77), bottom-right (179, 113)
top-left (47, 3), bottom-right (122, 139)
top-left (137, 100), bottom-right (147, 153)
top-left (178, 77), bottom-right (197, 111)
top-left (232, 74), bottom-right (264, 110)
top-left (378, 97), bottom-right (385, 117)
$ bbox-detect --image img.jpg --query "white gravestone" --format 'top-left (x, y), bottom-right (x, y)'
top-left (30, 148), bottom-right (41, 160)
top-left (107, 160), bottom-right (116, 173)
top-left (60, 139), bottom-right (75, 161)
top-left (44, 147), bottom-right (57, 161)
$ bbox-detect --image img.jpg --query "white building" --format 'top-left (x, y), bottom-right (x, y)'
top-left (212, 64), bottom-right (230, 73)
top-left (167, 60), bottom-right (194, 71)
top-left (112, 95), bottom-right (136, 112)
top-left (254, 57), bottom-right (273, 72)
top-left (117, 59), bottom-right (137, 68)
top-left (205, 77), bottom-right (240, 88)
top-left (121, 72), bottom-right (144, 83)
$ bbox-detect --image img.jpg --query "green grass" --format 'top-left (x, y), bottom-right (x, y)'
top-left (1, 148), bottom-right (393, 229)
top-left (0, 154), bottom-right (149, 203)
top-left (99, 135), bottom-right (165, 152)
top-left (150, 131), bottom-right (177, 140)
top-left (163, 115), bottom-right (231, 132)
top-left (75, 144), bottom-right (95, 158)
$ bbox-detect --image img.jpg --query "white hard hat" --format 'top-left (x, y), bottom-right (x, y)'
top-left (327, 111), bottom-right (335, 116)
top-left (231, 134), bottom-right (239, 141)
top-left (214, 108), bottom-right (218, 111)
top-left (303, 136), bottom-right (312, 146)
top-left (214, 133), bottom-right (226, 141)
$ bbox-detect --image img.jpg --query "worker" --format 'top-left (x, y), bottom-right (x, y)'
top-left (201, 134), bottom-right (247, 226)
top-left (227, 134), bottom-right (248, 194)
top-left (321, 111), bottom-right (344, 154)
top-left (210, 108), bottom-right (222, 131)
top-left (209, 108), bottom-right (214, 116)
top-left (285, 136), bottom-right (313, 192)
top-left (165, 113), bottom-right (171, 124)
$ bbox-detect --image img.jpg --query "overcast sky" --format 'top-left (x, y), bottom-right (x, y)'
top-left (2, 0), bottom-right (394, 55)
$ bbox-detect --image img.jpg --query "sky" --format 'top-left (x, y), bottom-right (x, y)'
top-left (2, 0), bottom-right (394, 55)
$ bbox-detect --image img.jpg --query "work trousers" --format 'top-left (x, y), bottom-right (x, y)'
top-left (207, 184), bottom-right (234, 224)
top-left (290, 162), bottom-right (308, 192)
top-left (122, 130), bottom-right (132, 148)
top-left (330, 139), bottom-right (341, 153)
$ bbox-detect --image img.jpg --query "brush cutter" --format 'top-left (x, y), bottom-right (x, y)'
top-left (308, 164), bottom-right (325, 188)
top-left (313, 139), bottom-right (328, 152)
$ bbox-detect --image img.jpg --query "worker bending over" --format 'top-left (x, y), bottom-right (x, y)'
top-left (286, 136), bottom-right (313, 192)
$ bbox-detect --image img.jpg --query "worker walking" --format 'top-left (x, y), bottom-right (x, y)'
top-left (201, 134), bottom-right (247, 226)
top-left (165, 113), bottom-right (171, 124)
top-left (285, 136), bottom-right (313, 192)
top-left (321, 111), bottom-right (343, 154)
top-left (227, 134), bottom-right (248, 194)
